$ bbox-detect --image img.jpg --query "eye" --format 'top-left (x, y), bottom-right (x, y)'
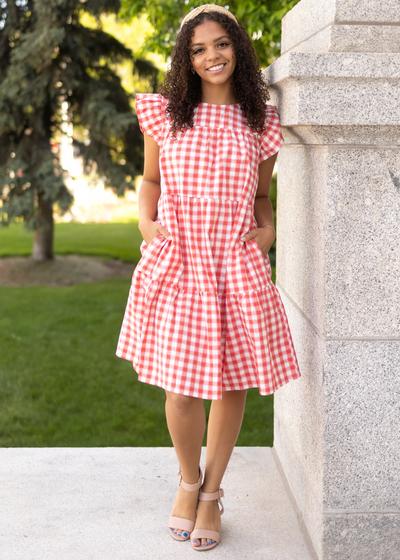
top-left (218, 41), bottom-right (230, 48)
top-left (192, 48), bottom-right (204, 56)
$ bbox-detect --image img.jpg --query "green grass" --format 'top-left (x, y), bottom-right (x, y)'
top-left (0, 280), bottom-right (171, 446)
top-left (0, 221), bottom-right (274, 447)
top-left (0, 221), bottom-right (143, 262)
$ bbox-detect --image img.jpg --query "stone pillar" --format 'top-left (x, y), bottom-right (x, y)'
top-left (264, 1), bottom-right (400, 558)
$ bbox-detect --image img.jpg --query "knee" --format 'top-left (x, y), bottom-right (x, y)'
top-left (166, 392), bottom-right (200, 417)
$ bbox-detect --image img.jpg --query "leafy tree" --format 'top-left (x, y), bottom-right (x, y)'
top-left (0, 0), bottom-right (155, 260)
top-left (83, 11), bottom-right (166, 95)
top-left (120, 0), bottom-right (300, 67)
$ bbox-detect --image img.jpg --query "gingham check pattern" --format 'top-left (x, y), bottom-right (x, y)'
top-left (117, 94), bottom-right (300, 400)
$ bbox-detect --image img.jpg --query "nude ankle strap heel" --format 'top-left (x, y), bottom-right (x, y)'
top-left (168, 468), bottom-right (203, 542)
top-left (190, 487), bottom-right (224, 551)
top-left (198, 488), bottom-right (224, 514)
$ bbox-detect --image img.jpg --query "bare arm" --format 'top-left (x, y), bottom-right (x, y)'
top-left (240, 152), bottom-right (278, 257)
top-left (138, 133), bottom-right (170, 244)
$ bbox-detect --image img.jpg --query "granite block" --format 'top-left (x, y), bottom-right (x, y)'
top-left (264, 53), bottom-right (400, 127)
top-left (290, 25), bottom-right (400, 54)
top-left (267, 52), bottom-right (400, 81)
top-left (282, 0), bottom-right (400, 54)
top-left (271, 1), bottom-right (400, 559)
top-left (325, 147), bottom-right (400, 338)
top-left (282, 125), bottom-right (400, 146)
top-left (286, 53), bottom-right (400, 79)
top-left (336, 0), bottom-right (400, 23)
top-left (265, 52), bottom-right (400, 94)
top-left (276, 144), bottom-right (327, 335)
top-left (323, 341), bottom-right (400, 510)
top-left (277, 145), bottom-right (400, 339)
top-left (274, 290), bottom-right (325, 558)
top-left (322, 513), bottom-right (400, 560)
top-left (282, 0), bottom-right (336, 55)
top-left (295, 78), bottom-right (400, 126)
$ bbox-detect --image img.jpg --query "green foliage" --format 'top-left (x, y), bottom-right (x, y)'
top-left (83, 12), bottom-right (166, 96)
top-left (120, 0), bottom-right (300, 67)
top-left (0, 0), bottom-right (162, 243)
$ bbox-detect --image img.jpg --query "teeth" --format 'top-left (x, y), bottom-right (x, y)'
top-left (208, 64), bottom-right (224, 71)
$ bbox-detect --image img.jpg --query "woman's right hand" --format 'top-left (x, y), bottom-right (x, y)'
top-left (138, 217), bottom-right (170, 246)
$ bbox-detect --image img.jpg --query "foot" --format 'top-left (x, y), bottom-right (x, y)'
top-left (191, 499), bottom-right (221, 548)
top-left (170, 484), bottom-right (200, 538)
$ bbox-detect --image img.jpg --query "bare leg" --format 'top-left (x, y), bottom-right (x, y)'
top-left (165, 391), bottom-right (206, 537)
top-left (192, 389), bottom-right (247, 547)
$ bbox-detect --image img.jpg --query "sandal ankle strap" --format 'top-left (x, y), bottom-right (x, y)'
top-left (198, 488), bottom-right (224, 515)
top-left (178, 467), bottom-right (203, 492)
top-left (199, 488), bottom-right (224, 501)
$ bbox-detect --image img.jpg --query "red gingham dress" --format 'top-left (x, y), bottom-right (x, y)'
top-left (117, 94), bottom-right (300, 400)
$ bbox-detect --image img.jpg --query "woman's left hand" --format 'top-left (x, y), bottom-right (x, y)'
top-left (241, 225), bottom-right (275, 258)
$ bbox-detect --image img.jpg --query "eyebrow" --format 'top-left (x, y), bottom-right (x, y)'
top-left (191, 35), bottom-right (229, 47)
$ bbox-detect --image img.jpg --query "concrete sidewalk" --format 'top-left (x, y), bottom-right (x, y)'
top-left (0, 447), bottom-right (315, 560)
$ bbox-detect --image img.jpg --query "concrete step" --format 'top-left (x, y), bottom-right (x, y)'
top-left (0, 447), bottom-right (314, 560)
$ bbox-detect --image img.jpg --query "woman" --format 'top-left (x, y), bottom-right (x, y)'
top-left (117, 4), bottom-right (300, 551)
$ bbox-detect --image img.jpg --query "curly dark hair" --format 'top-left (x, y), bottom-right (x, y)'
top-left (158, 10), bottom-right (270, 138)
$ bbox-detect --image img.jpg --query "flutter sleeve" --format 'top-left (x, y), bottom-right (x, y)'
top-left (135, 93), bottom-right (166, 146)
top-left (258, 105), bottom-right (284, 163)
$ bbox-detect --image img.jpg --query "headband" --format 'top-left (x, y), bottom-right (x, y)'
top-left (180, 4), bottom-right (239, 30)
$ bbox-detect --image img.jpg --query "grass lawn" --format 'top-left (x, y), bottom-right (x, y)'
top-left (0, 221), bottom-right (274, 447)
top-left (0, 221), bottom-right (143, 263)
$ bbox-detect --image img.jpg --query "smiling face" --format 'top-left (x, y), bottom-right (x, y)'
top-left (190, 20), bottom-right (236, 92)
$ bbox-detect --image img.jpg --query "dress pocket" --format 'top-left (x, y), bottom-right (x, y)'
top-left (140, 233), bottom-right (164, 255)
top-left (249, 238), bottom-right (266, 260)
top-left (240, 238), bottom-right (270, 290)
top-left (136, 234), bottom-right (172, 277)
top-left (249, 238), bottom-right (272, 280)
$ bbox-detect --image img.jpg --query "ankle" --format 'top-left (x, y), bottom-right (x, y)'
top-left (178, 467), bottom-right (203, 492)
top-left (181, 475), bottom-right (200, 485)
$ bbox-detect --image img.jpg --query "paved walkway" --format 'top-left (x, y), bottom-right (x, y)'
top-left (0, 447), bottom-right (315, 560)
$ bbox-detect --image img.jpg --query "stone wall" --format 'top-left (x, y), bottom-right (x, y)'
top-left (264, 1), bottom-right (400, 558)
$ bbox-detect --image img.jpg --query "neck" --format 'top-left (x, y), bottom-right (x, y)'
top-left (201, 82), bottom-right (236, 105)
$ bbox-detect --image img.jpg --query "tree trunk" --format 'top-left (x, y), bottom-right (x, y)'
top-left (32, 193), bottom-right (54, 261)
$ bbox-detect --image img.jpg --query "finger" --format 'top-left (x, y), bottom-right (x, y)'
top-left (156, 225), bottom-right (170, 238)
top-left (240, 229), bottom-right (257, 242)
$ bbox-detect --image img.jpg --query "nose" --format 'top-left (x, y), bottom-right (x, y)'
top-left (207, 46), bottom-right (220, 61)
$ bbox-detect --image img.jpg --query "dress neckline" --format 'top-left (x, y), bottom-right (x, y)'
top-left (199, 101), bottom-right (240, 108)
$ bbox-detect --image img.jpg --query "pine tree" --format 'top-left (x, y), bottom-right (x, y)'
top-left (0, 0), bottom-right (150, 260)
